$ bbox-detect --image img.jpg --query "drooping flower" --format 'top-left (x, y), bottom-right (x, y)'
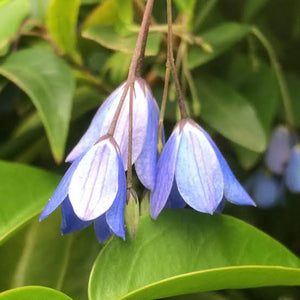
top-left (66, 78), bottom-right (160, 190)
top-left (286, 145), bottom-right (300, 193)
top-left (40, 135), bottom-right (126, 242)
top-left (265, 126), bottom-right (295, 175)
top-left (150, 118), bottom-right (255, 219)
top-left (245, 170), bottom-right (284, 208)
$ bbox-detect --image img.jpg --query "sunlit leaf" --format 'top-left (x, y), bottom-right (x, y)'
top-left (89, 210), bottom-right (300, 300)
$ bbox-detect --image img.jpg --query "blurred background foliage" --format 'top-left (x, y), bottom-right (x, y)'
top-left (0, 0), bottom-right (299, 299)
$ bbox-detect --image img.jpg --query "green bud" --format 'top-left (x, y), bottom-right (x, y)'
top-left (140, 190), bottom-right (150, 216)
top-left (125, 188), bottom-right (139, 240)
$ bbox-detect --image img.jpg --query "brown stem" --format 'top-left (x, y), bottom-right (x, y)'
top-left (166, 0), bottom-right (188, 119)
top-left (127, 86), bottom-right (134, 189)
top-left (107, 0), bottom-right (154, 136)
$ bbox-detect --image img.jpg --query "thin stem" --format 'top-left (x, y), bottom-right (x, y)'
top-left (252, 26), bottom-right (295, 128)
top-left (158, 62), bottom-right (171, 153)
top-left (166, 0), bottom-right (188, 119)
top-left (107, 0), bottom-right (154, 136)
top-left (127, 86), bottom-right (134, 189)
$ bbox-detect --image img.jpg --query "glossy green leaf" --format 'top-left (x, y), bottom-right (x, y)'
top-left (0, 286), bottom-right (71, 300)
top-left (0, 47), bottom-right (75, 162)
top-left (47, 0), bottom-right (81, 62)
top-left (188, 23), bottom-right (251, 69)
top-left (0, 0), bottom-right (29, 54)
top-left (89, 210), bottom-right (300, 300)
top-left (0, 160), bottom-right (59, 244)
top-left (196, 76), bottom-right (266, 152)
top-left (0, 212), bottom-right (101, 299)
top-left (82, 25), bottom-right (162, 56)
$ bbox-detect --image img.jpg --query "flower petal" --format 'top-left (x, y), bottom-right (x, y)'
top-left (68, 137), bottom-right (119, 221)
top-left (61, 197), bottom-right (91, 234)
top-left (286, 145), bottom-right (300, 193)
top-left (40, 156), bottom-right (82, 221)
top-left (165, 180), bottom-right (186, 209)
top-left (66, 83), bottom-right (125, 162)
top-left (106, 152), bottom-right (126, 239)
top-left (202, 128), bottom-right (256, 206)
top-left (175, 121), bottom-right (224, 214)
top-left (150, 126), bottom-right (181, 219)
top-left (114, 79), bottom-right (149, 168)
top-left (265, 126), bottom-right (295, 175)
top-left (94, 214), bottom-right (112, 243)
top-left (135, 89), bottom-right (159, 190)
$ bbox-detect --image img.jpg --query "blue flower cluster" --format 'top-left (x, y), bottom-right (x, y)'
top-left (41, 79), bottom-right (255, 242)
top-left (246, 125), bottom-right (300, 208)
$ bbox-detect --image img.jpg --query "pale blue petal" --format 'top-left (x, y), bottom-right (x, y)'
top-left (106, 152), bottom-right (126, 239)
top-left (68, 137), bottom-right (119, 221)
top-left (265, 126), bottom-right (295, 175)
top-left (94, 214), bottom-right (112, 242)
top-left (150, 127), bottom-right (181, 219)
top-left (135, 91), bottom-right (159, 190)
top-left (215, 198), bottom-right (226, 213)
top-left (175, 121), bottom-right (224, 214)
top-left (40, 156), bottom-right (82, 221)
top-left (66, 84), bottom-right (125, 162)
top-left (61, 197), bottom-right (91, 234)
top-left (286, 146), bottom-right (300, 193)
top-left (165, 180), bottom-right (186, 209)
top-left (202, 128), bottom-right (256, 206)
top-left (253, 171), bottom-right (282, 208)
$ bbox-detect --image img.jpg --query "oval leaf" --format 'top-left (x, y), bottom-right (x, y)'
top-left (0, 47), bottom-right (75, 162)
top-left (0, 286), bottom-right (71, 300)
top-left (82, 25), bottom-right (162, 56)
top-left (188, 23), bottom-right (251, 69)
top-left (196, 76), bottom-right (267, 152)
top-left (0, 160), bottom-right (59, 244)
top-left (46, 0), bottom-right (81, 62)
top-left (0, 0), bottom-right (29, 55)
top-left (89, 210), bottom-right (300, 300)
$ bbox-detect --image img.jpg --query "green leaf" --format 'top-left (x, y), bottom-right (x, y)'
top-left (188, 23), bottom-right (251, 69)
top-left (116, 0), bottom-right (132, 25)
top-left (0, 286), bottom-right (71, 300)
top-left (46, 0), bottom-right (81, 62)
top-left (0, 0), bottom-right (30, 55)
top-left (82, 25), bottom-right (162, 56)
top-left (89, 210), bottom-right (300, 300)
top-left (0, 47), bottom-right (75, 162)
top-left (242, 0), bottom-right (269, 22)
top-left (0, 212), bottom-right (101, 299)
top-left (196, 76), bottom-right (266, 152)
top-left (0, 160), bottom-right (59, 244)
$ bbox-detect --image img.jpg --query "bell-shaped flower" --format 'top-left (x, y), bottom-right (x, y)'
top-left (40, 135), bottom-right (126, 242)
top-left (265, 126), bottom-right (295, 175)
top-left (66, 78), bottom-right (160, 190)
top-left (286, 145), bottom-right (300, 193)
top-left (151, 118), bottom-right (255, 219)
top-left (245, 170), bottom-right (284, 208)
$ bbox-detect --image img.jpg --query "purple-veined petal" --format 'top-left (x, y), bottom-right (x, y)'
top-left (201, 127), bottom-right (256, 206)
top-left (265, 126), bottom-right (295, 175)
top-left (66, 84), bottom-right (125, 162)
top-left (286, 145), bottom-right (300, 193)
top-left (94, 214), bottom-right (112, 243)
top-left (114, 79), bottom-right (149, 168)
top-left (61, 197), bottom-right (91, 234)
top-left (165, 180), bottom-right (186, 209)
top-left (106, 152), bottom-right (126, 239)
top-left (135, 89), bottom-right (160, 190)
top-left (175, 120), bottom-right (224, 214)
top-left (150, 126), bottom-right (181, 219)
top-left (68, 137), bottom-right (119, 221)
top-left (40, 155), bottom-right (82, 221)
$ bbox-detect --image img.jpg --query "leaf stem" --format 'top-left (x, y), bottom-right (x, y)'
top-left (251, 26), bottom-right (295, 128)
top-left (166, 0), bottom-right (188, 119)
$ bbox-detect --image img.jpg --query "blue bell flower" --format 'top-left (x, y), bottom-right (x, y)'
top-left (40, 136), bottom-right (126, 242)
top-left (286, 145), bottom-right (300, 193)
top-left (150, 118), bottom-right (255, 219)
